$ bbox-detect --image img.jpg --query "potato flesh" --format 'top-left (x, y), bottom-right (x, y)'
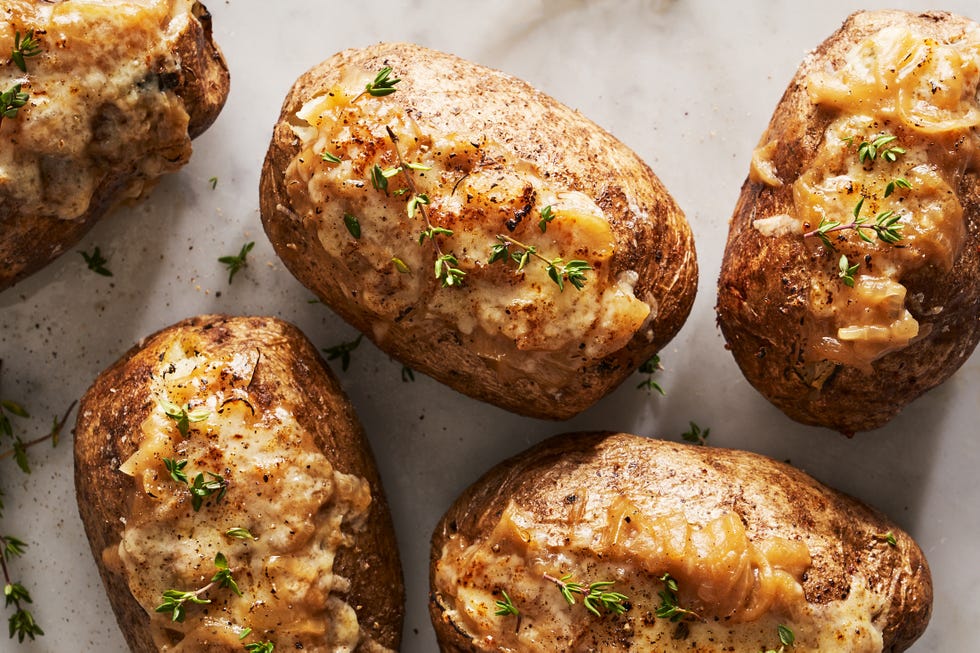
top-left (110, 337), bottom-right (386, 651)
top-left (0, 0), bottom-right (195, 220)
top-left (434, 500), bottom-right (886, 652)
top-left (751, 24), bottom-right (980, 372)
top-left (283, 68), bottom-right (651, 384)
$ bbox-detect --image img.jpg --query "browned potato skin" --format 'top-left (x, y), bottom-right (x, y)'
top-left (716, 10), bottom-right (980, 434)
top-left (0, 1), bottom-right (230, 291)
top-left (74, 315), bottom-right (403, 652)
top-left (260, 43), bottom-right (697, 420)
top-left (430, 432), bottom-right (932, 652)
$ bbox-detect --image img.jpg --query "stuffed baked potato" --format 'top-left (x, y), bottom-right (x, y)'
top-left (430, 432), bottom-right (931, 652)
top-left (260, 43), bottom-right (697, 419)
top-left (0, 0), bottom-right (229, 290)
top-left (717, 10), bottom-right (980, 433)
top-left (74, 315), bottom-right (403, 652)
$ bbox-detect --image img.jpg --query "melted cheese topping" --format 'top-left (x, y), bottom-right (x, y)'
top-left (0, 0), bottom-right (195, 221)
top-left (434, 500), bottom-right (885, 652)
top-left (109, 339), bottom-right (390, 652)
top-left (283, 70), bottom-right (651, 385)
top-left (753, 21), bottom-right (980, 372)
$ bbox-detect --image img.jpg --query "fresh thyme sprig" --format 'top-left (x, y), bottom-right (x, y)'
top-left (382, 126), bottom-right (465, 287)
top-left (543, 573), bottom-right (629, 617)
top-left (489, 235), bottom-right (591, 291)
top-left (11, 31), bottom-right (41, 73)
top-left (636, 354), bottom-right (665, 394)
top-left (857, 134), bottom-right (906, 164)
top-left (159, 400), bottom-right (209, 438)
top-left (79, 246), bottom-right (112, 277)
top-left (0, 82), bottom-right (28, 131)
top-left (538, 205), bottom-right (556, 232)
top-left (353, 66), bottom-right (400, 102)
top-left (219, 241), bottom-right (255, 284)
top-left (805, 198), bottom-right (904, 250)
top-left (0, 400), bottom-right (77, 470)
top-left (655, 573), bottom-right (700, 622)
top-left (494, 590), bottom-right (519, 617)
top-left (884, 177), bottom-right (911, 198)
top-left (162, 457), bottom-right (228, 511)
top-left (680, 421), bottom-right (710, 446)
top-left (322, 334), bottom-right (363, 372)
top-left (155, 553), bottom-right (240, 623)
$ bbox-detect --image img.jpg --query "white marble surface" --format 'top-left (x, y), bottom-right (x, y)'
top-left (1, 1), bottom-right (978, 651)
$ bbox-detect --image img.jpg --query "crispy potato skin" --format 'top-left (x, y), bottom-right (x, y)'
top-left (74, 315), bottom-right (403, 652)
top-left (0, 1), bottom-right (229, 291)
top-left (430, 433), bottom-right (932, 653)
top-left (716, 10), bottom-right (980, 434)
top-left (260, 42), bottom-right (697, 420)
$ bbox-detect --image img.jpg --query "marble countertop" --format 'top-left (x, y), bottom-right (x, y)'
top-left (1, 1), bottom-right (977, 651)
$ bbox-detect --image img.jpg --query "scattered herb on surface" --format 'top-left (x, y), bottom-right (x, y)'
top-left (494, 590), bottom-right (519, 617)
top-left (400, 365), bottom-right (415, 382)
top-left (837, 254), bottom-right (859, 287)
top-left (680, 421), bottom-right (710, 446)
top-left (244, 642), bottom-right (275, 653)
top-left (226, 527), bottom-right (257, 541)
top-left (636, 354), bottom-right (665, 395)
top-left (655, 573), bottom-right (700, 622)
top-left (543, 573), bottom-right (629, 617)
top-left (159, 400), bottom-right (209, 438)
top-left (155, 554), bottom-right (238, 623)
top-left (538, 205), bottom-right (556, 232)
top-left (343, 213), bottom-right (361, 239)
top-left (0, 84), bottom-right (28, 128)
top-left (208, 176), bottom-right (218, 189)
top-left (764, 624), bottom-right (796, 652)
top-left (219, 241), bottom-right (255, 284)
top-left (320, 150), bottom-right (342, 164)
top-left (858, 134), bottom-right (906, 164)
top-left (489, 235), bottom-right (591, 291)
top-left (356, 66), bottom-right (400, 100)
top-left (884, 177), bottom-right (911, 198)
top-left (322, 334), bottom-right (363, 372)
top-left (79, 246), bottom-right (112, 277)
top-left (805, 199), bottom-right (903, 251)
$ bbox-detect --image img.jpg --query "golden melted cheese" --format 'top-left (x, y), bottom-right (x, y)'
top-left (110, 339), bottom-right (390, 652)
top-left (434, 500), bottom-right (885, 652)
top-left (0, 0), bottom-right (195, 220)
top-left (753, 21), bottom-right (980, 372)
top-left (283, 69), bottom-right (651, 385)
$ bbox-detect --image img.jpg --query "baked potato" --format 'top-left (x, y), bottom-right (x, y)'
top-left (0, 0), bottom-right (230, 290)
top-left (260, 43), bottom-right (697, 419)
top-left (717, 10), bottom-right (980, 433)
top-left (74, 315), bottom-right (403, 652)
top-left (430, 432), bottom-right (932, 652)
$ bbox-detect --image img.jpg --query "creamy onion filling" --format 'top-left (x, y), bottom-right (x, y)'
top-left (283, 68), bottom-right (650, 382)
top-left (0, 0), bottom-right (196, 220)
top-left (109, 338), bottom-right (387, 652)
top-left (751, 22), bottom-right (980, 372)
top-left (434, 499), bottom-right (885, 653)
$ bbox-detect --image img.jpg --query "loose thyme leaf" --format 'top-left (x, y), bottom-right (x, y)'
top-left (538, 205), bottom-right (556, 232)
top-left (212, 553), bottom-right (242, 596)
top-left (370, 164), bottom-right (389, 194)
top-left (838, 254), bottom-right (859, 287)
top-left (218, 241), bottom-right (255, 284)
top-left (226, 527), bottom-right (257, 540)
top-left (400, 365), bottom-right (415, 382)
top-left (391, 257), bottom-right (411, 274)
top-left (778, 624), bottom-right (795, 646)
top-left (874, 531), bottom-right (898, 547)
top-left (320, 150), bottom-right (342, 164)
top-left (343, 213), bottom-right (361, 239)
top-left (0, 401), bottom-right (28, 419)
top-left (79, 246), bottom-right (112, 277)
top-left (209, 176), bottom-right (218, 189)
top-left (244, 642), bottom-right (275, 653)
